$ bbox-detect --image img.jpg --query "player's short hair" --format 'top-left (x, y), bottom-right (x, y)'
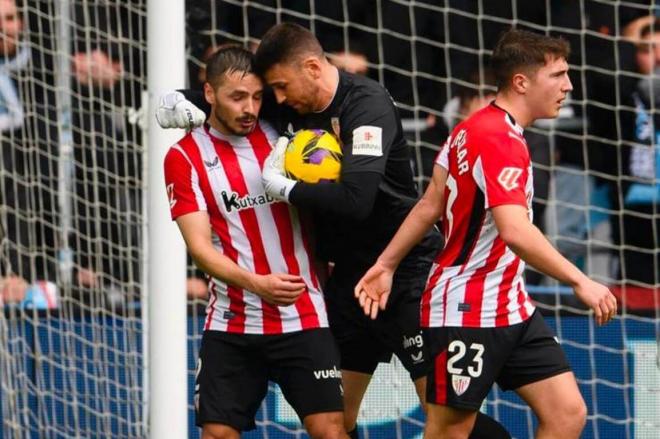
top-left (491, 28), bottom-right (570, 90)
top-left (639, 18), bottom-right (660, 41)
top-left (205, 44), bottom-right (256, 88)
top-left (254, 23), bottom-right (325, 76)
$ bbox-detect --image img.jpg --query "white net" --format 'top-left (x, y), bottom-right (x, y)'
top-left (184, 1), bottom-right (659, 438)
top-left (0, 1), bottom-right (147, 437)
top-left (0, 1), bottom-right (658, 439)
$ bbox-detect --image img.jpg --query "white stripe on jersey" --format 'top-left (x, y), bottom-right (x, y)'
top-left (288, 207), bottom-right (329, 327)
top-left (427, 265), bottom-right (461, 327)
top-left (238, 142), bottom-right (304, 333)
top-left (479, 247), bottom-right (516, 327)
top-left (441, 225), bottom-right (495, 327)
top-left (192, 130), bottom-right (265, 332)
top-left (172, 144), bottom-right (206, 211)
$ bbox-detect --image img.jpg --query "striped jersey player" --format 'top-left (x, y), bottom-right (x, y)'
top-left (355, 29), bottom-right (616, 439)
top-left (165, 121), bottom-right (328, 334)
top-left (164, 45), bottom-right (344, 437)
top-left (423, 103), bottom-right (536, 329)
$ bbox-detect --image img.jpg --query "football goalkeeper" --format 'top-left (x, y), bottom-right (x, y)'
top-left (157, 23), bottom-right (510, 439)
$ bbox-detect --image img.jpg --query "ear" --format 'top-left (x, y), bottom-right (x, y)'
top-left (301, 56), bottom-right (322, 79)
top-left (203, 82), bottom-right (215, 105)
top-left (511, 72), bottom-right (529, 94)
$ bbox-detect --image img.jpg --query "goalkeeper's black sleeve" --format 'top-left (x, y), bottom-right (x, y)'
top-left (179, 89), bottom-right (209, 114)
top-left (289, 171), bottom-right (381, 221)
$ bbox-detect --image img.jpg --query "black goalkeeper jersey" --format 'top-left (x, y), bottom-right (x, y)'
top-left (283, 71), bottom-right (426, 267)
top-left (183, 70), bottom-right (438, 268)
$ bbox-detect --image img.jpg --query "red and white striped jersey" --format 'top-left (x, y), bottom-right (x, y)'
top-left (163, 122), bottom-right (328, 335)
top-left (422, 103), bottom-right (536, 328)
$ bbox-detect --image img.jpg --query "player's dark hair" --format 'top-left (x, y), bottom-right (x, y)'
top-left (205, 44), bottom-right (256, 88)
top-left (491, 28), bottom-right (570, 90)
top-left (254, 22), bottom-right (325, 76)
top-left (639, 18), bottom-right (660, 41)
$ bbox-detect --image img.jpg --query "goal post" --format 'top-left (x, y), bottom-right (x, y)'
top-left (146, 0), bottom-right (187, 437)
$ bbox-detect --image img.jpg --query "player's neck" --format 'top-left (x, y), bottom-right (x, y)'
top-left (493, 93), bottom-right (533, 128)
top-left (314, 64), bottom-right (340, 112)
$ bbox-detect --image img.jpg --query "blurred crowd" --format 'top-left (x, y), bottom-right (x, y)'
top-left (1, 0), bottom-right (657, 310)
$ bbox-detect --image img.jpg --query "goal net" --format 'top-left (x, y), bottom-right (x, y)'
top-left (0, 0), bottom-right (147, 437)
top-left (0, 1), bottom-right (657, 439)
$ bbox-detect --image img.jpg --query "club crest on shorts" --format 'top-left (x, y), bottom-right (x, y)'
top-left (451, 374), bottom-right (471, 396)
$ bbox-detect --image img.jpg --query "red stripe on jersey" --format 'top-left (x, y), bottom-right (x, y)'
top-left (178, 135), bottom-right (246, 332)
top-left (250, 127), bottom-right (319, 329)
top-left (516, 282), bottom-right (530, 321)
top-left (461, 238), bottom-right (507, 327)
top-left (494, 257), bottom-right (521, 327)
top-left (434, 349), bottom-right (448, 405)
top-left (421, 265), bottom-right (444, 327)
top-left (213, 136), bottom-right (283, 334)
top-left (298, 211), bottom-right (320, 290)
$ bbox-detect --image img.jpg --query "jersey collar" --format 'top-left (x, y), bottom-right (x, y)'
top-left (204, 122), bottom-right (255, 148)
top-left (490, 101), bottom-right (524, 136)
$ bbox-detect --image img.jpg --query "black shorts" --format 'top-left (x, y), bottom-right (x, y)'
top-left (425, 310), bottom-right (571, 411)
top-left (325, 237), bottom-right (438, 380)
top-left (195, 328), bottom-right (343, 431)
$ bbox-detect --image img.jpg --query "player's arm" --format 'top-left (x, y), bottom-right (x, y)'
top-left (491, 205), bottom-right (617, 325)
top-left (263, 92), bottom-right (397, 220)
top-left (290, 93), bottom-right (399, 219)
top-left (355, 163), bottom-right (448, 318)
top-left (479, 133), bottom-right (617, 326)
top-left (175, 212), bottom-right (305, 306)
top-left (164, 146), bottom-right (305, 306)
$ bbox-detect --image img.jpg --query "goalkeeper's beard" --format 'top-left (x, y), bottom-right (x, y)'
top-left (212, 108), bottom-right (257, 136)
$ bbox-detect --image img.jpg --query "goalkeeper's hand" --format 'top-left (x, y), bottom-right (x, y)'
top-left (155, 91), bottom-right (206, 130)
top-left (262, 136), bottom-right (296, 202)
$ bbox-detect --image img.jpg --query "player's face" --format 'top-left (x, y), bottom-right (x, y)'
top-left (205, 71), bottom-right (263, 136)
top-left (264, 62), bottom-right (320, 114)
top-left (527, 56), bottom-right (573, 119)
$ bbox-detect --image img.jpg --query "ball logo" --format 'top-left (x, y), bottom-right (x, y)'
top-left (497, 167), bottom-right (522, 191)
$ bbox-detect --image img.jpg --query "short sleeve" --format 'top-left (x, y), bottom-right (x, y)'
top-left (473, 134), bottom-right (529, 209)
top-left (435, 136), bottom-right (450, 169)
top-left (163, 145), bottom-right (206, 220)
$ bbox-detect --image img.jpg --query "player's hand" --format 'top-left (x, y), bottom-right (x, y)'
top-left (354, 261), bottom-right (394, 319)
top-left (251, 273), bottom-right (306, 306)
top-left (573, 279), bottom-right (617, 325)
top-left (262, 136), bottom-right (296, 202)
top-left (155, 91), bottom-right (206, 130)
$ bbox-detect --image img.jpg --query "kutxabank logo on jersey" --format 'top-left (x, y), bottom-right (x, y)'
top-left (221, 190), bottom-right (277, 213)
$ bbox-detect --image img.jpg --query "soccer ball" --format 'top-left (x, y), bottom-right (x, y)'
top-left (284, 129), bottom-right (343, 183)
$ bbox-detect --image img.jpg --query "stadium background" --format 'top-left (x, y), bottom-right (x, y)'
top-left (0, 1), bottom-right (658, 438)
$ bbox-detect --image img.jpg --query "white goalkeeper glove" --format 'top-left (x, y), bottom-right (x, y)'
top-left (262, 136), bottom-right (296, 202)
top-left (155, 91), bottom-right (206, 130)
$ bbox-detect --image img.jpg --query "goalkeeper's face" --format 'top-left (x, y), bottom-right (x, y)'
top-left (264, 62), bottom-right (320, 114)
top-left (205, 71), bottom-right (263, 136)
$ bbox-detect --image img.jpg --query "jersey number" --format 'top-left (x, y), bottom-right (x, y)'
top-left (446, 340), bottom-right (484, 378)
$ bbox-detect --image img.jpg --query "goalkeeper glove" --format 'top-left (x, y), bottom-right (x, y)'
top-left (262, 136), bottom-right (296, 202)
top-left (155, 91), bottom-right (206, 130)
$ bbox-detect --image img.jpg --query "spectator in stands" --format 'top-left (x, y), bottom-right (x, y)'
top-left (619, 17), bottom-right (660, 287)
top-left (0, 0), bottom-right (48, 304)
